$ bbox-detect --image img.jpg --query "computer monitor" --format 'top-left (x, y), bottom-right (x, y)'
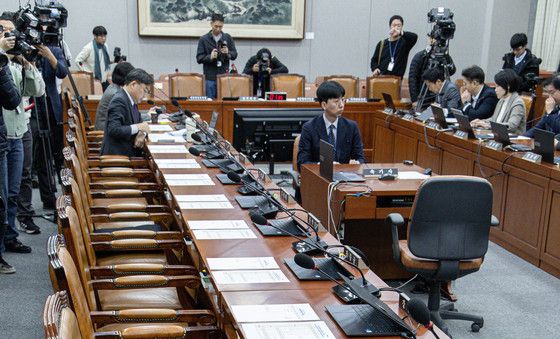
top-left (533, 128), bottom-right (556, 164)
top-left (232, 108), bottom-right (323, 161)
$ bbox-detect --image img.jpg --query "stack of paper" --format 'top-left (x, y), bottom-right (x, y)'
top-left (154, 158), bottom-right (200, 169)
top-left (206, 257), bottom-right (279, 270)
top-left (148, 124), bottom-right (173, 132)
top-left (148, 134), bottom-right (185, 143)
top-left (176, 195), bottom-right (233, 209)
top-left (212, 270), bottom-right (289, 284)
top-left (147, 144), bottom-right (188, 154)
top-left (163, 174), bottom-right (214, 186)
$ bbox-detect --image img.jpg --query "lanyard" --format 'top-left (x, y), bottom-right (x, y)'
top-left (388, 38), bottom-right (400, 61)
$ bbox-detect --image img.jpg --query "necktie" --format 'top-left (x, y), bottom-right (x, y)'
top-left (328, 124), bottom-right (337, 160)
top-left (132, 103), bottom-right (141, 123)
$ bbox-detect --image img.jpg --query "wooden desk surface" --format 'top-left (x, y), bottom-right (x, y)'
top-left (146, 139), bottom-right (445, 338)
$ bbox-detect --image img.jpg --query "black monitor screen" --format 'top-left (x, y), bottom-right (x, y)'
top-left (233, 108), bottom-right (323, 161)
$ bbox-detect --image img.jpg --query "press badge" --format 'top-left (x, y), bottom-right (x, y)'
top-left (387, 58), bottom-right (394, 72)
top-left (217, 60), bottom-right (222, 67)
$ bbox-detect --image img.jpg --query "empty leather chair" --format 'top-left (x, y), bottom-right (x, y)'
top-left (270, 74), bottom-right (305, 98)
top-left (366, 75), bottom-right (401, 100)
top-left (168, 73), bottom-right (205, 98)
top-left (325, 75), bottom-right (359, 98)
top-left (216, 73), bottom-right (252, 98)
top-left (62, 71), bottom-right (95, 97)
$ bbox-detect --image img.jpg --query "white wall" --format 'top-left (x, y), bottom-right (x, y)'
top-left (5, 0), bottom-right (536, 82)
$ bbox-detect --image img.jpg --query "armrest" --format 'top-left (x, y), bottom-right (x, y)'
top-left (91, 211), bottom-right (172, 222)
top-left (90, 274), bottom-right (200, 289)
top-left (87, 130), bottom-right (104, 136)
top-left (491, 215), bottom-right (500, 227)
top-left (91, 238), bottom-right (183, 251)
top-left (94, 325), bottom-right (220, 339)
top-left (103, 189), bottom-right (143, 198)
top-left (90, 264), bottom-right (198, 278)
top-left (90, 230), bottom-right (181, 241)
top-left (385, 213), bottom-right (404, 264)
top-left (90, 309), bottom-right (215, 327)
top-left (90, 181), bottom-right (160, 190)
top-left (97, 167), bottom-right (135, 177)
top-left (99, 155), bottom-right (130, 161)
top-left (104, 202), bottom-right (148, 212)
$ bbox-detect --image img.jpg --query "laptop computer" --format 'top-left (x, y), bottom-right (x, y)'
top-left (490, 121), bottom-right (533, 152)
top-left (381, 93), bottom-right (396, 113)
top-left (319, 140), bottom-right (365, 182)
top-left (533, 128), bottom-right (560, 164)
top-left (431, 104), bottom-right (450, 130)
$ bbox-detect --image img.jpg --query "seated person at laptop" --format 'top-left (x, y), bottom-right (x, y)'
top-left (471, 69), bottom-right (526, 135)
top-left (459, 65), bottom-right (498, 121)
top-left (525, 74), bottom-right (560, 139)
top-left (421, 67), bottom-right (460, 114)
top-left (297, 81), bottom-right (365, 170)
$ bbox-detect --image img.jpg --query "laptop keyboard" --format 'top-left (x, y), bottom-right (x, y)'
top-left (353, 304), bottom-right (402, 333)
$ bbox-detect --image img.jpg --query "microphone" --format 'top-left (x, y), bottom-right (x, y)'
top-left (188, 145), bottom-right (225, 160)
top-left (189, 146), bottom-right (244, 175)
top-left (227, 170), bottom-right (279, 218)
top-left (407, 298), bottom-right (440, 339)
top-left (226, 169), bottom-right (265, 195)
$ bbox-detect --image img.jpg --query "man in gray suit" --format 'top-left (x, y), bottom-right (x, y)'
top-left (422, 67), bottom-right (460, 116)
top-left (94, 62), bottom-right (134, 130)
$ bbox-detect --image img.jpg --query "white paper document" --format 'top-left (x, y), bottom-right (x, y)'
top-left (241, 321), bottom-right (335, 339)
top-left (147, 145), bottom-right (188, 154)
top-left (188, 220), bottom-right (249, 230)
top-left (164, 174), bottom-right (214, 186)
top-left (207, 257), bottom-right (278, 270)
top-left (179, 201), bottom-right (234, 209)
top-left (212, 270), bottom-right (289, 284)
top-left (174, 194), bottom-right (228, 202)
top-left (148, 134), bottom-right (185, 143)
top-left (398, 171), bottom-right (430, 180)
top-left (193, 229), bottom-right (257, 240)
top-left (232, 304), bottom-right (319, 323)
top-left (154, 158), bottom-right (200, 169)
top-left (148, 124), bottom-right (173, 132)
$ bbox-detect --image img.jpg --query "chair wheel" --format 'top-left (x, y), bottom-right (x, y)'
top-left (471, 323), bottom-right (481, 332)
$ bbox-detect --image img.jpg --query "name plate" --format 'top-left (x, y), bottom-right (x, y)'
top-left (402, 113), bottom-right (414, 121)
top-left (189, 96), bottom-right (209, 101)
top-left (307, 213), bottom-right (321, 230)
top-left (280, 188), bottom-right (295, 204)
top-left (236, 152), bottom-right (248, 164)
top-left (485, 140), bottom-right (503, 151)
top-left (426, 121), bottom-right (440, 130)
top-left (453, 130), bottom-right (469, 139)
top-left (239, 96), bottom-right (260, 101)
top-left (383, 108), bottom-right (394, 114)
top-left (363, 167), bottom-right (399, 177)
top-left (346, 97), bottom-right (367, 103)
top-left (522, 152), bottom-right (542, 164)
top-left (256, 168), bottom-right (270, 183)
top-left (295, 97), bottom-right (315, 102)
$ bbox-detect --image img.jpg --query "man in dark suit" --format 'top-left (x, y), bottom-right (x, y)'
top-left (502, 33), bottom-right (541, 92)
top-left (101, 69), bottom-right (152, 157)
top-left (459, 65), bottom-right (498, 121)
top-left (297, 81), bottom-right (365, 170)
top-left (422, 67), bottom-right (460, 115)
top-left (525, 75), bottom-right (560, 138)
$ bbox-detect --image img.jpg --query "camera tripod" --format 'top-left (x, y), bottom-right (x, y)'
top-left (415, 48), bottom-right (453, 112)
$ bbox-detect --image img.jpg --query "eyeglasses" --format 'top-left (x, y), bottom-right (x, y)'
top-left (544, 88), bottom-right (558, 96)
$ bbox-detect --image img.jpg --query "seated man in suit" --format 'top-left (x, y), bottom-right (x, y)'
top-left (422, 67), bottom-right (460, 115)
top-left (297, 81), bottom-right (365, 170)
top-left (242, 48), bottom-right (288, 98)
top-left (525, 74), bottom-right (560, 139)
top-left (101, 68), bottom-right (153, 157)
top-left (459, 65), bottom-right (498, 121)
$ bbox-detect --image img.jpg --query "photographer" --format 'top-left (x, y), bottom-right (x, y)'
top-left (76, 25), bottom-right (111, 91)
top-left (502, 33), bottom-right (541, 93)
top-left (243, 48), bottom-right (288, 98)
top-left (0, 13), bottom-right (45, 245)
top-left (0, 25), bottom-right (23, 273)
top-left (196, 13), bottom-right (237, 99)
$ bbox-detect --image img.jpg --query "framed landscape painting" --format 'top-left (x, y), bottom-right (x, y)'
top-left (138, 0), bottom-right (305, 39)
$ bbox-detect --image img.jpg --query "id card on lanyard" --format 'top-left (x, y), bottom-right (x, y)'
top-left (387, 39), bottom-right (399, 72)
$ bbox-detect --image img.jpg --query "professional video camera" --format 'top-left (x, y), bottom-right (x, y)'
top-left (113, 47), bottom-right (127, 63)
top-left (6, 1), bottom-right (67, 59)
top-left (427, 7), bottom-right (455, 42)
top-left (258, 51), bottom-right (270, 73)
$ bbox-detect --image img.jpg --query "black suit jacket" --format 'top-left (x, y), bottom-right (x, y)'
top-left (101, 88), bottom-right (142, 157)
top-left (297, 115), bottom-right (365, 170)
top-left (462, 85), bottom-right (498, 121)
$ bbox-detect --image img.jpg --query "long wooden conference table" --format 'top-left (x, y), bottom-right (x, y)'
top-left (144, 129), bottom-right (445, 338)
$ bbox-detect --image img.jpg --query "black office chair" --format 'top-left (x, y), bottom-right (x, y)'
top-left (386, 176), bottom-right (499, 336)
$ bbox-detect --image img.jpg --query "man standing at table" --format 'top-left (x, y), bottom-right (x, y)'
top-left (297, 81), bottom-right (365, 170)
top-left (196, 13), bottom-right (237, 99)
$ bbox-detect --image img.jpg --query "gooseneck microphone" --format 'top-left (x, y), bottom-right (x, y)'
top-left (407, 298), bottom-right (440, 339)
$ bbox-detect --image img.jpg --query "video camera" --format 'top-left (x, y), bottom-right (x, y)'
top-left (114, 47), bottom-right (127, 63)
top-left (5, 1), bottom-right (67, 60)
top-left (427, 7), bottom-right (455, 42)
top-left (258, 51), bottom-right (270, 73)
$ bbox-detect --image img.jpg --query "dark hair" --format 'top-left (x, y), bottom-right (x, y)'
top-left (316, 81), bottom-right (345, 104)
top-left (256, 48), bottom-right (272, 60)
top-left (112, 62), bottom-right (134, 86)
top-left (92, 26), bottom-right (107, 36)
top-left (389, 15), bottom-right (403, 26)
top-left (422, 67), bottom-right (444, 83)
top-left (510, 33), bottom-right (528, 49)
top-left (494, 69), bottom-right (521, 94)
top-left (542, 74), bottom-right (560, 91)
top-left (124, 68), bottom-right (153, 86)
top-left (211, 13), bottom-right (224, 23)
top-left (0, 11), bottom-right (15, 22)
top-left (461, 65), bottom-right (485, 84)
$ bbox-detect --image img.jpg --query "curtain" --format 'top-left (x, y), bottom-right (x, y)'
top-left (532, 0), bottom-right (560, 71)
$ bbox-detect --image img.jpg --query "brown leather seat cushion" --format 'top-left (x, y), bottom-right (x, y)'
top-left (399, 240), bottom-right (483, 271)
top-left (92, 177), bottom-right (139, 183)
top-left (98, 287), bottom-right (183, 311)
top-left (94, 221), bottom-right (160, 232)
top-left (92, 197), bottom-right (148, 208)
top-left (96, 252), bottom-right (167, 266)
top-left (97, 322), bottom-right (192, 332)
